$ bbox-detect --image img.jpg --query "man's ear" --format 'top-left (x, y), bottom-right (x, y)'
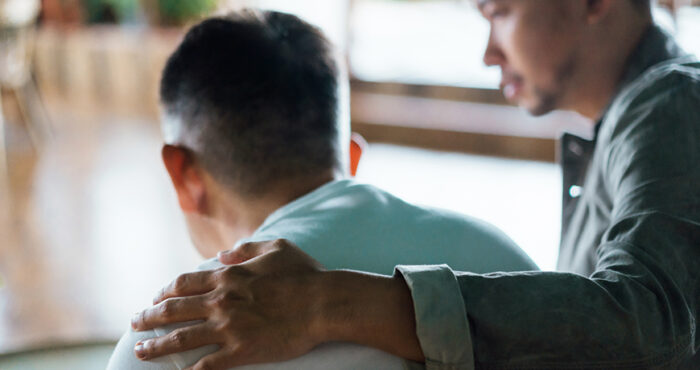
top-left (161, 145), bottom-right (208, 215)
top-left (585, 0), bottom-right (613, 24)
top-left (349, 133), bottom-right (367, 177)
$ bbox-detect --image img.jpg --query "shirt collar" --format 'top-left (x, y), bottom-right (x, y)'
top-left (253, 179), bottom-right (353, 233)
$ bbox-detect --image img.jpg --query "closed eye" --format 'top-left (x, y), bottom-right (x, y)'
top-left (488, 7), bottom-right (509, 19)
top-left (481, 2), bottom-right (510, 20)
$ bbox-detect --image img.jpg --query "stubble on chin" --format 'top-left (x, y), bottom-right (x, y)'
top-left (526, 53), bottom-right (577, 117)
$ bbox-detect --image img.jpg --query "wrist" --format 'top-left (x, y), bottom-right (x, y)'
top-left (309, 269), bottom-right (424, 362)
top-left (305, 269), bottom-right (336, 344)
top-left (307, 270), bottom-right (356, 343)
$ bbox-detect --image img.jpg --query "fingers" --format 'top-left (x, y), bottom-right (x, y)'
top-left (134, 322), bottom-right (221, 361)
top-left (185, 348), bottom-right (237, 370)
top-left (218, 239), bottom-right (287, 265)
top-left (153, 269), bottom-right (219, 305)
top-left (132, 295), bottom-right (209, 331)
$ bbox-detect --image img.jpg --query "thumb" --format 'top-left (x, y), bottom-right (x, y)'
top-left (217, 240), bottom-right (283, 265)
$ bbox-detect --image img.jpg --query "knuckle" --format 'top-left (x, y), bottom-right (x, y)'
top-left (159, 300), bottom-right (176, 318)
top-left (173, 274), bottom-right (189, 293)
top-left (140, 311), bottom-right (151, 328)
top-left (220, 265), bottom-right (250, 281)
top-left (239, 241), bottom-right (254, 252)
top-left (211, 296), bottom-right (225, 309)
top-left (133, 311), bottom-right (145, 328)
top-left (219, 265), bottom-right (236, 280)
top-left (272, 238), bottom-right (288, 249)
top-left (153, 288), bottom-right (165, 303)
top-left (170, 330), bottom-right (187, 347)
top-left (234, 242), bottom-right (255, 259)
top-left (212, 292), bottom-right (233, 309)
top-left (215, 317), bottom-right (235, 333)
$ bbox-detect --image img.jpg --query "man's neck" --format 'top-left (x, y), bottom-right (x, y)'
top-left (568, 13), bottom-right (652, 120)
top-left (213, 171), bottom-right (339, 250)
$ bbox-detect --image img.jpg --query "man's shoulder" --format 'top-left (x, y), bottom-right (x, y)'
top-left (282, 179), bottom-right (523, 251)
top-left (252, 180), bottom-right (539, 273)
top-left (597, 57), bottom-right (700, 196)
top-left (330, 182), bottom-right (505, 236)
top-left (602, 56), bottom-right (700, 147)
top-left (284, 179), bottom-right (419, 222)
top-left (612, 56), bottom-right (700, 120)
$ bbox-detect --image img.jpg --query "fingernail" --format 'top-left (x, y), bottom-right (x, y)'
top-left (134, 341), bottom-right (145, 358)
top-left (137, 340), bottom-right (153, 358)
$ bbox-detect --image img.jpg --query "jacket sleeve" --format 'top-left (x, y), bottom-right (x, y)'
top-left (398, 74), bottom-right (700, 369)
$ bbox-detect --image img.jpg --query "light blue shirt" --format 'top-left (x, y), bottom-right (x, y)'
top-left (107, 179), bottom-right (538, 369)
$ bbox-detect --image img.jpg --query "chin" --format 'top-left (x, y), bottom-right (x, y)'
top-left (522, 96), bottom-right (558, 117)
top-left (526, 105), bottom-right (554, 117)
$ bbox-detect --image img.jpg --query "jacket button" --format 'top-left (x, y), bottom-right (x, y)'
top-left (569, 185), bottom-right (582, 198)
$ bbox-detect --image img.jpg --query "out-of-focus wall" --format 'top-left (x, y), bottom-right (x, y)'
top-left (34, 26), bottom-right (181, 119)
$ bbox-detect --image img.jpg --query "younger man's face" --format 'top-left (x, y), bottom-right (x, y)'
top-left (478, 0), bottom-right (585, 116)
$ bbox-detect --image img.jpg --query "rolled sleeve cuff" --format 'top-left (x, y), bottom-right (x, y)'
top-left (395, 265), bottom-right (474, 370)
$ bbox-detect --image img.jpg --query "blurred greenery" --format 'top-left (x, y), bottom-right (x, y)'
top-left (156, 0), bottom-right (219, 26)
top-left (81, 0), bottom-right (219, 25)
top-left (83, 0), bottom-right (139, 23)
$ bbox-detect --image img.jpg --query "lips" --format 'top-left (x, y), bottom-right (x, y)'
top-left (502, 81), bottom-right (523, 100)
top-left (500, 71), bottom-right (524, 101)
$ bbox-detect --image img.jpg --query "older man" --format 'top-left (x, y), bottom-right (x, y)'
top-left (109, 9), bottom-right (538, 370)
top-left (132, 1), bottom-right (700, 369)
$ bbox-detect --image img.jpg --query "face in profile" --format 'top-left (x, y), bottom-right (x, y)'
top-left (479, 0), bottom-right (584, 116)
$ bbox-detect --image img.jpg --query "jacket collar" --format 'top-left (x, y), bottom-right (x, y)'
top-left (594, 24), bottom-right (687, 138)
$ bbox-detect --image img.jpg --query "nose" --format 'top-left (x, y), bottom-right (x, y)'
top-left (482, 29), bottom-right (505, 67)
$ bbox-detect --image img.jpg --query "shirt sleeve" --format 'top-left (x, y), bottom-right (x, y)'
top-left (395, 73), bottom-right (700, 368)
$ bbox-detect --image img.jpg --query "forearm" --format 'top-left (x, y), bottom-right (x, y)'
top-left (313, 270), bottom-right (425, 362)
top-left (455, 244), bottom-right (695, 367)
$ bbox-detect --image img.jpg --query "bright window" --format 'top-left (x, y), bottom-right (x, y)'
top-left (676, 6), bottom-right (700, 57)
top-left (227, 1), bottom-right (700, 89)
top-left (349, 0), bottom-right (498, 89)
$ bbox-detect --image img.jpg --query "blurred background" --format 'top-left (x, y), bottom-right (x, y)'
top-left (0, 0), bottom-right (698, 368)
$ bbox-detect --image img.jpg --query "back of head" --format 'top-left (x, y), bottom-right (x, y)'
top-left (160, 10), bottom-right (341, 196)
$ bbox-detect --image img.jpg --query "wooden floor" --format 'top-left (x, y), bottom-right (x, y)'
top-left (0, 104), bottom-right (202, 355)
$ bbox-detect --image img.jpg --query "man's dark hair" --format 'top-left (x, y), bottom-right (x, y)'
top-left (160, 10), bottom-right (340, 195)
top-left (630, 0), bottom-right (652, 13)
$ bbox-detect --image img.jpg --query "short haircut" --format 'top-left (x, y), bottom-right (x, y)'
top-left (630, 0), bottom-right (652, 13)
top-left (160, 10), bottom-right (341, 196)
